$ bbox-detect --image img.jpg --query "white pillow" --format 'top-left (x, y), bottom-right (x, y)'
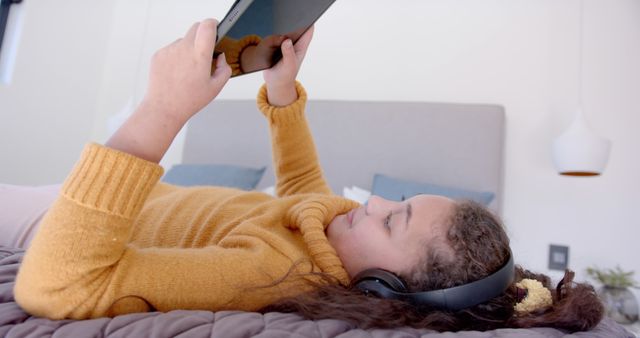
top-left (261, 186), bottom-right (276, 196)
top-left (261, 185), bottom-right (371, 204)
top-left (342, 185), bottom-right (371, 204)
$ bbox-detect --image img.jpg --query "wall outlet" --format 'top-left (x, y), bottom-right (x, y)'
top-left (548, 244), bottom-right (569, 270)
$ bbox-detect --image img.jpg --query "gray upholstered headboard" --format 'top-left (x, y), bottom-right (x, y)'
top-left (183, 100), bottom-right (505, 214)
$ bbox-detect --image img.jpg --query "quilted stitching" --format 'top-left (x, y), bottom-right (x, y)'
top-left (0, 247), bottom-right (632, 338)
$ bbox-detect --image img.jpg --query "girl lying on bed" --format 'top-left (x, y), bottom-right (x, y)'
top-left (11, 18), bottom-right (603, 332)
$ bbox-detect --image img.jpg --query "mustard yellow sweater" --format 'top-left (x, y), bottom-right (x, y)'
top-left (14, 83), bottom-right (359, 320)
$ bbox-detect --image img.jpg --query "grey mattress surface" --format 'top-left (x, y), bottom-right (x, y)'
top-left (0, 247), bottom-right (631, 338)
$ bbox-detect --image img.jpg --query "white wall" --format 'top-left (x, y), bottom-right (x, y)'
top-left (0, 0), bottom-right (116, 185)
top-left (3, 0), bottom-right (640, 295)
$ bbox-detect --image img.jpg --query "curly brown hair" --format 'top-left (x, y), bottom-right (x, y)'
top-left (260, 200), bottom-right (604, 332)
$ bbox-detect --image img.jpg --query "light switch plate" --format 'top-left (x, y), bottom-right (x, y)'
top-left (549, 244), bottom-right (569, 270)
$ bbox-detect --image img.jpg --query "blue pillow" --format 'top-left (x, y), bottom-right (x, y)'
top-left (371, 174), bottom-right (495, 206)
top-left (162, 164), bottom-right (266, 190)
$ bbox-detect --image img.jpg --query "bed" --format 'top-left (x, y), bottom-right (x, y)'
top-left (1, 99), bottom-right (632, 337)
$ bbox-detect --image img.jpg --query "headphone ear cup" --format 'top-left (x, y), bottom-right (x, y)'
top-left (351, 268), bottom-right (409, 295)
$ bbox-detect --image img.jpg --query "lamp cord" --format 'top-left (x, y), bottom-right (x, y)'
top-left (578, 0), bottom-right (584, 109)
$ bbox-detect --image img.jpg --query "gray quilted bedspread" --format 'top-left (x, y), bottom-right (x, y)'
top-left (0, 247), bottom-right (632, 338)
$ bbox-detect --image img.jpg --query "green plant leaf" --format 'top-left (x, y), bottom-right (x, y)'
top-left (586, 265), bottom-right (639, 289)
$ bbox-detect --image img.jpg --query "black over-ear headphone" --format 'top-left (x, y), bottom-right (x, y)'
top-left (350, 251), bottom-right (514, 311)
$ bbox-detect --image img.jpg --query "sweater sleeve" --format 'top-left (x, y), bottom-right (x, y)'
top-left (14, 143), bottom-right (293, 319)
top-left (257, 82), bottom-right (333, 197)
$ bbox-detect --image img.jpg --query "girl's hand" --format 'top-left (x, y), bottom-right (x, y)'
top-left (106, 19), bottom-right (231, 164)
top-left (142, 19), bottom-right (232, 123)
top-left (263, 26), bottom-right (314, 107)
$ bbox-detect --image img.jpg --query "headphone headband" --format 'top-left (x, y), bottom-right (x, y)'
top-left (352, 251), bottom-right (514, 311)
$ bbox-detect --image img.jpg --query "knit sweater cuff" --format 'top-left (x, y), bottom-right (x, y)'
top-left (61, 143), bottom-right (164, 219)
top-left (257, 81), bottom-right (307, 125)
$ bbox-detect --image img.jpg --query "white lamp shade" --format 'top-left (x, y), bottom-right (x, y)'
top-left (552, 109), bottom-right (611, 176)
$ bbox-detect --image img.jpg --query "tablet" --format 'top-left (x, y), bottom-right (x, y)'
top-left (213, 0), bottom-right (337, 77)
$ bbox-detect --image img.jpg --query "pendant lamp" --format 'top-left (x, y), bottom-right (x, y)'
top-left (552, 0), bottom-right (611, 176)
top-left (552, 109), bottom-right (611, 176)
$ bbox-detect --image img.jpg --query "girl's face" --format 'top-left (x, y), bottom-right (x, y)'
top-left (327, 194), bottom-right (455, 279)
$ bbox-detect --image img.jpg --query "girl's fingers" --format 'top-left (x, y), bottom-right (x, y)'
top-left (280, 39), bottom-right (297, 71)
top-left (195, 19), bottom-right (218, 58)
top-left (184, 22), bottom-right (200, 43)
top-left (293, 26), bottom-right (314, 55)
top-left (211, 53), bottom-right (232, 86)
